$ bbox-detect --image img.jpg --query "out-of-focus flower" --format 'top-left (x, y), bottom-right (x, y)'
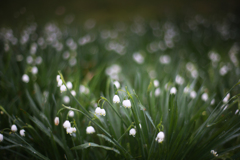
top-left (66, 82), bottom-right (73, 89)
top-left (31, 66), bottom-right (38, 74)
top-left (63, 120), bottom-right (71, 128)
top-left (11, 124), bottom-right (17, 132)
top-left (54, 117), bottom-right (59, 126)
top-left (159, 55), bottom-right (171, 64)
top-left (113, 95), bottom-right (120, 103)
top-left (113, 81), bottom-right (120, 89)
top-left (223, 93), bottom-right (230, 103)
top-left (63, 96), bottom-right (70, 104)
top-left (68, 110), bottom-right (74, 117)
top-left (129, 128), bottom-right (136, 137)
top-left (122, 100), bottom-right (131, 108)
top-left (22, 74), bottom-right (29, 83)
top-left (20, 129), bottom-right (25, 137)
top-left (155, 131), bottom-right (165, 143)
top-left (0, 134), bottom-right (3, 142)
top-left (133, 52), bottom-right (144, 64)
top-left (60, 85), bottom-right (67, 92)
top-left (170, 87), bottom-right (177, 94)
top-left (175, 75), bottom-right (184, 85)
top-left (153, 80), bottom-right (159, 87)
top-left (155, 88), bottom-right (161, 97)
top-left (71, 90), bottom-right (76, 96)
top-left (86, 126), bottom-right (95, 134)
top-left (190, 91), bottom-right (197, 99)
top-left (201, 93), bottom-right (208, 101)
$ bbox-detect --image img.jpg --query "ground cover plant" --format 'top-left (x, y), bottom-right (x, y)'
top-left (0, 14), bottom-right (240, 159)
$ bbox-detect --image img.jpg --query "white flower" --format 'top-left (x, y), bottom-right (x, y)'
top-left (190, 91), bottom-right (197, 99)
top-left (235, 109), bottom-right (239, 115)
top-left (159, 55), bottom-right (171, 64)
top-left (26, 56), bottom-right (33, 64)
top-left (183, 87), bottom-right (189, 93)
top-left (101, 109), bottom-right (106, 116)
top-left (86, 126), bottom-right (95, 134)
top-left (63, 96), bottom-right (70, 104)
top-left (122, 100), bottom-right (131, 108)
top-left (66, 127), bottom-right (73, 134)
top-left (129, 128), bottom-right (136, 137)
top-left (155, 131), bottom-right (165, 143)
top-left (11, 124), bottom-right (17, 132)
top-left (223, 93), bottom-right (230, 103)
top-left (113, 81), bottom-right (120, 89)
top-left (63, 120), bottom-right (71, 128)
top-left (155, 88), bottom-right (161, 97)
top-left (95, 107), bottom-right (102, 115)
top-left (72, 127), bottom-right (76, 133)
top-left (0, 134), bottom-right (3, 142)
top-left (113, 95), bottom-right (120, 103)
top-left (31, 66), bottom-right (38, 74)
top-left (175, 75), bottom-right (184, 85)
top-left (60, 85), bottom-right (67, 92)
top-left (211, 99), bottom-right (215, 105)
top-left (22, 74), bottom-right (29, 83)
top-left (219, 65), bottom-right (228, 76)
top-left (54, 117), bottom-right (59, 126)
top-left (170, 87), bottom-right (177, 94)
top-left (35, 56), bottom-right (42, 65)
top-left (201, 93), bottom-right (208, 101)
top-left (71, 90), bottom-right (76, 96)
top-left (79, 85), bottom-right (89, 94)
top-left (133, 52), bottom-right (144, 64)
top-left (68, 110), bottom-right (74, 117)
top-left (153, 80), bottom-right (159, 87)
top-left (57, 79), bottom-right (63, 87)
top-left (20, 129), bottom-right (25, 136)
top-left (66, 81), bottom-right (73, 89)
top-left (56, 75), bottom-right (61, 82)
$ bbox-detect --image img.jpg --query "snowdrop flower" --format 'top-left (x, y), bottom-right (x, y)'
top-left (72, 127), bottom-right (77, 133)
top-left (56, 75), bottom-right (61, 82)
top-left (219, 65), bottom-right (228, 76)
top-left (155, 131), bottom-right (165, 143)
top-left (95, 107), bottom-right (102, 115)
top-left (66, 127), bottom-right (73, 134)
top-left (26, 56), bottom-right (33, 64)
top-left (122, 100), bottom-right (131, 108)
top-left (223, 93), bottom-right (230, 103)
top-left (113, 95), bottom-right (120, 103)
top-left (20, 129), bottom-right (25, 137)
top-left (60, 85), bottom-right (67, 92)
top-left (190, 91), bottom-right (197, 99)
top-left (71, 90), bottom-right (76, 96)
top-left (211, 99), bottom-right (215, 105)
top-left (31, 66), bottom-right (38, 74)
top-left (68, 110), bottom-right (74, 117)
top-left (153, 80), bottom-right (159, 87)
top-left (54, 117), bottom-right (59, 126)
top-left (155, 88), bottom-right (161, 97)
top-left (210, 150), bottom-right (218, 157)
top-left (79, 85), bottom-right (89, 94)
top-left (0, 134), bottom-right (3, 142)
top-left (35, 56), bottom-right (42, 65)
top-left (201, 93), bottom-right (208, 101)
top-left (183, 87), bottom-right (189, 93)
top-left (57, 79), bottom-right (63, 87)
top-left (129, 128), bottom-right (136, 137)
top-left (159, 55), bottom-right (171, 64)
top-left (175, 75), bottom-right (184, 85)
top-left (66, 81), bottom-right (73, 89)
top-left (22, 74), bottom-right (29, 83)
top-left (11, 124), bottom-right (17, 132)
top-left (63, 120), bottom-right (71, 128)
top-left (170, 87), bottom-right (177, 95)
top-left (86, 126), bottom-right (95, 134)
top-left (63, 96), bottom-right (70, 104)
top-left (133, 52), bottom-right (144, 64)
top-left (101, 109), bottom-right (106, 116)
top-left (113, 81), bottom-right (120, 89)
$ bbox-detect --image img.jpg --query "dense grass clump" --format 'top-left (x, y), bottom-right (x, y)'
top-left (0, 15), bottom-right (240, 159)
